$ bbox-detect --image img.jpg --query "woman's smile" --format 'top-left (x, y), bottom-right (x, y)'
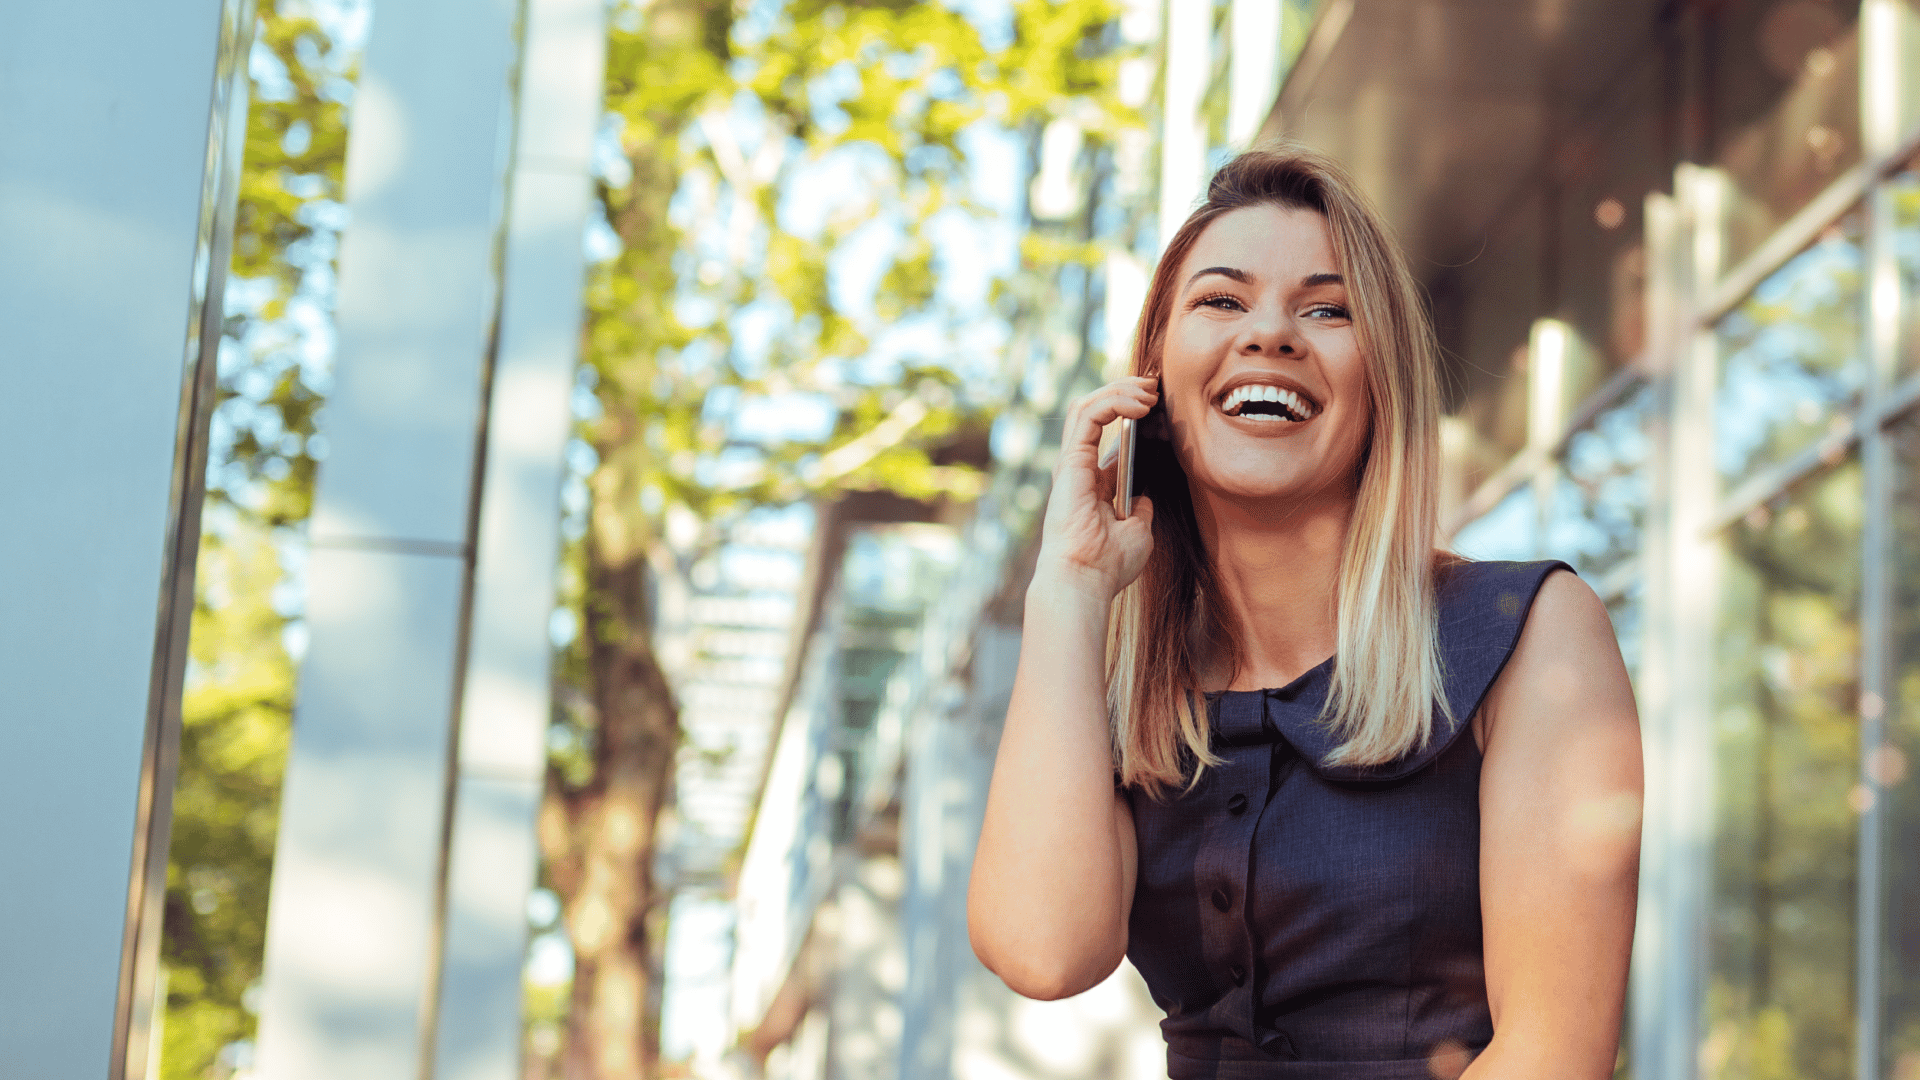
top-left (1214, 373), bottom-right (1321, 426)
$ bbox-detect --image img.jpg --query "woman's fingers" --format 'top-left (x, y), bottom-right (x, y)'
top-left (1062, 378), bottom-right (1157, 451)
top-left (1035, 378), bottom-right (1162, 596)
top-left (1057, 378), bottom-right (1157, 505)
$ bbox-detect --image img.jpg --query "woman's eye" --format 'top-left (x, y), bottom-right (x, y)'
top-left (1197, 294), bottom-right (1245, 311)
top-left (1305, 304), bottom-right (1350, 320)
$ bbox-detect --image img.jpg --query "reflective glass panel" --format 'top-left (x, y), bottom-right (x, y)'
top-left (1892, 164), bottom-right (1920, 381)
top-left (1438, 190), bottom-right (1542, 485)
top-left (1711, 0), bottom-right (1861, 268)
top-left (1547, 381), bottom-right (1657, 580)
top-left (1704, 458), bottom-right (1862, 1080)
top-left (1901, 0), bottom-right (1920, 139)
top-left (1554, 52), bottom-right (1666, 385)
top-left (1886, 419), bottom-right (1920, 1076)
top-left (1605, 579), bottom-right (1645, 676)
top-left (1451, 483), bottom-right (1538, 563)
top-left (1714, 212), bottom-right (1864, 484)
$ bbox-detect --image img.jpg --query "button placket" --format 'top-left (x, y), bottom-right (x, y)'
top-left (1203, 692), bottom-right (1270, 1008)
top-left (1212, 745), bottom-right (1263, 1000)
top-left (1235, 691), bottom-right (1300, 1038)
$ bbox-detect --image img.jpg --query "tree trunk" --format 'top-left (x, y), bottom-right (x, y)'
top-left (541, 535), bottom-right (679, 1080)
top-left (535, 1), bottom-right (731, 1076)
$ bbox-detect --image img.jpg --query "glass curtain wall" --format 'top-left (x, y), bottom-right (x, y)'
top-left (1704, 459), bottom-right (1863, 1080)
top-left (1699, 199), bottom-right (1870, 1080)
top-left (1711, 0), bottom-right (1863, 266)
top-left (1887, 418), bottom-right (1920, 1078)
top-left (1713, 211), bottom-right (1865, 486)
top-left (1442, 3), bottom-right (1920, 1077)
top-left (1882, 147), bottom-right (1920, 1079)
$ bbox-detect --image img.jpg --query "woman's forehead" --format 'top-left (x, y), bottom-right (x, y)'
top-left (1181, 204), bottom-right (1338, 283)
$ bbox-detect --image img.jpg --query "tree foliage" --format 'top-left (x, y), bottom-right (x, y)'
top-left (541, 1), bottom-right (1130, 1074)
top-left (161, 524), bottom-right (298, 1079)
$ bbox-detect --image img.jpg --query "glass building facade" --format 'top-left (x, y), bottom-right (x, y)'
top-left (1285, 1), bottom-right (1920, 1075)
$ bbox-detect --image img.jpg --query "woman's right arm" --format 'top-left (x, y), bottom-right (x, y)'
top-left (966, 377), bottom-right (1159, 1000)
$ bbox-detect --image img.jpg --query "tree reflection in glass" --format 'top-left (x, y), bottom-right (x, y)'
top-left (1893, 167), bottom-right (1920, 382)
top-left (1605, 580), bottom-right (1645, 677)
top-left (1709, 0), bottom-right (1861, 269)
top-left (1704, 459), bottom-right (1861, 1080)
top-left (1885, 420), bottom-right (1920, 1077)
top-left (1715, 216), bottom-right (1864, 485)
top-left (1548, 382), bottom-right (1656, 580)
top-left (1451, 483), bottom-right (1538, 563)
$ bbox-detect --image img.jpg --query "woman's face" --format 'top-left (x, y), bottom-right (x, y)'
top-left (1158, 203), bottom-right (1371, 511)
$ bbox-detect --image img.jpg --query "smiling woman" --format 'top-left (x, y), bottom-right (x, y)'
top-left (967, 144), bottom-right (1643, 1080)
top-left (1116, 153), bottom-right (1451, 788)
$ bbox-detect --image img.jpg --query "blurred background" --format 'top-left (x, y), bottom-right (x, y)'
top-left (5, 0), bottom-right (1920, 1078)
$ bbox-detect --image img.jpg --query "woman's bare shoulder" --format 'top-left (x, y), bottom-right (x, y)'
top-left (1481, 567), bottom-right (1639, 749)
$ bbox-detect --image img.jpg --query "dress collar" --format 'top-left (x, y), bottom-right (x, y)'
top-left (1201, 559), bottom-right (1573, 782)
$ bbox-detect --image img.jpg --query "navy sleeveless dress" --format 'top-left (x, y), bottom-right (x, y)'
top-left (1123, 559), bottom-right (1572, 1079)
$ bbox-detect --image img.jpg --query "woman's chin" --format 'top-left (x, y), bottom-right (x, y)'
top-left (1191, 473), bottom-right (1355, 512)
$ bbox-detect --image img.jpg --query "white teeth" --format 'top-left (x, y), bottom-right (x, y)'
top-left (1222, 384), bottom-right (1314, 420)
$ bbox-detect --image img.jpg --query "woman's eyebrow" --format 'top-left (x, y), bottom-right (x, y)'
top-left (1183, 267), bottom-right (1344, 290)
top-left (1185, 266), bottom-right (1251, 289)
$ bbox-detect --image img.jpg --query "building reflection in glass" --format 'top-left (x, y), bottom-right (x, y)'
top-left (828, 525), bottom-right (960, 840)
top-left (1711, 0), bottom-right (1861, 268)
top-left (1704, 458), bottom-right (1862, 1080)
top-left (1892, 166), bottom-right (1920, 382)
top-left (1715, 215), bottom-right (1864, 485)
top-left (1551, 382), bottom-right (1656, 580)
top-left (1452, 484), bottom-right (1539, 563)
top-left (1887, 420), bottom-right (1920, 1077)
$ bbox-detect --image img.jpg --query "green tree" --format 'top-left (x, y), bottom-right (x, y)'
top-left (542, 1), bottom-right (1129, 1074)
top-left (161, 524), bottom-right (299, 1078)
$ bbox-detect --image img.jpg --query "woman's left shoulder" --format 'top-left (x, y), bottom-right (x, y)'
top-left (1481, 565), bottom-right (1638, 746)
top-left (1517, 566), bottom-right (1618, 654)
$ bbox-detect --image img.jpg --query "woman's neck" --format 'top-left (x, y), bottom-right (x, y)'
top-left (1190, 484), bottom-right (1352, 692)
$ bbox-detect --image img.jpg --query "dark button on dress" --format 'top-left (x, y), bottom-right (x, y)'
top-left (1124, 560), bottom-right (1572, 1079)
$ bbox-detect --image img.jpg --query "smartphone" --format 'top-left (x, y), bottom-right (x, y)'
top-left (1113, 415), bottom-right (1137, 519)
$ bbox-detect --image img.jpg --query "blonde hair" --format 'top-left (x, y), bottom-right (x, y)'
top-left (1108, 142), bottom-right (1450, 798)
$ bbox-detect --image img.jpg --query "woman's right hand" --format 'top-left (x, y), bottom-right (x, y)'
top-left (1035, 376), bottom-right (1160, 602)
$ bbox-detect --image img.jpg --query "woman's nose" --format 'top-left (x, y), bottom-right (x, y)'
top-left (1238, 311), bottom-right (1300, 356)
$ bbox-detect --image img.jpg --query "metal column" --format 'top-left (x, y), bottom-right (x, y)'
top-left (432, 0), bottom-right (606, 1077)
top-left (1855, 4), bottom-right (1904, 1077)
top-left (1641, 163), bottom-right (1727, 1080)
top-left (0, 2), bottom-right (249, 1076)
top-left (1159, 0), bottom-right (1208, 232)
top-left (1629, 189), bottom-right (1686, 1080)
top-left (253, 0), bottom-right (600, 1073)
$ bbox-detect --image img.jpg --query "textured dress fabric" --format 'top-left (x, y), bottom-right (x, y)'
top-left (1123, 559), bottom-right (1573, 1079)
